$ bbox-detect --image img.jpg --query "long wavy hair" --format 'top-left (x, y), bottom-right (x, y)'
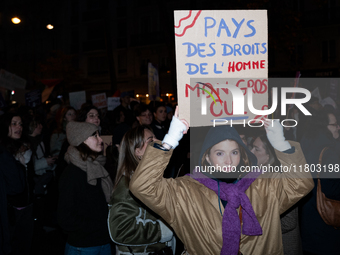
top-left (113, 125), bottom-right (153, 190)
top-left (54, 106), bottom-right (76, 134)
top-left (254, 134), bottom-right (281, 167)
top-left (0, 112), bottom-right (29, 155)
top-left (77, 105), bottom-right (100, 122)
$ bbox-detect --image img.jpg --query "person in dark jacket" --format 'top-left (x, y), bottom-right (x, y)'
top-left (0, 112), bottom-right (33, 255)
top-left (300, 109), bottom-right (340, 255)
top-left (0, 146), bottom-right (25, 255)
top-left (129, 108), bottom-right (314, 255)
top-left (150, 101), bottom-right (168, 140)
top-left (135, 104), bottom-right (153, 126)
top-left (58, 121), bottom-right (113, 255)
top-left (108, 125), bottom-right (175, 255)
top-left (251, 133), bottom-right (303, 255)
top-left (112, 91), bottom-right (134, 126)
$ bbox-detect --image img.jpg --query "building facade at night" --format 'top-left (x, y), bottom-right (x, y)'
top-left (0, 0), bottom-right (339, 104)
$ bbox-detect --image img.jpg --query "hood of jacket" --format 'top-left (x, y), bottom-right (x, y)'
top-left (198, 125), bottom-right (257, 181)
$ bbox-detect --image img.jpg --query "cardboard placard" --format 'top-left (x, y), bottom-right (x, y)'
top-left (101, 135), bottom-right (112, 156)
top-left (92, 93), bottom-right (107, 109)
top-left (174, 10), bottom-right (268, 126)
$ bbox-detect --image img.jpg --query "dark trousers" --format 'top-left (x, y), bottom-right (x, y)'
top-left (9, 204), bottom-right (34, 255)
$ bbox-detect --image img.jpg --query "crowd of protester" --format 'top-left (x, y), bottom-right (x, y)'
top-left (0, 92), bottom-right (339, 255)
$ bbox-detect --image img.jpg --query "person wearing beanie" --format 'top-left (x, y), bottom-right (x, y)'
top-left (58, 121), bottom-right (113, 255)
top-left (129, 107), bottom-right (314, 255)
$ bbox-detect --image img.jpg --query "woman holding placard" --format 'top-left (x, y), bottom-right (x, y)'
top-left (128, 107), bottom-right (314, 255)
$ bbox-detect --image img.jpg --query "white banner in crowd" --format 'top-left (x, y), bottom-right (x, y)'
top-left (0, 69), bottom-right (27, 90)
top-left (148, 63), bottom-right (160, 101)
top-left (174, 10), bottom-right (268, 126)
top-left (92, 93), bottom-right (107, 109)
top-left (69, 91), bottom-right (86, 110)
top-left (311, 87), bottom-right (322, 102)
top-left (107, 97), bottom-right (120, 111)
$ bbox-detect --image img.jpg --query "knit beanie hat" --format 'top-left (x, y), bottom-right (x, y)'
top-left (66, 121), bottom-right (99, 146)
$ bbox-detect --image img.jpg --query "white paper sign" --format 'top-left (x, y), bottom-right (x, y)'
top-left (311, 87), bottom-right (322, 102)
top-left (92, 93), bottom-right (107, 109)
top-left (0, 69), bottom-right (27, 90)
top-left (107, 97), bottom-right (121, 111)
top-left (69, 91), bottom-right (86, 110)
top-left (174, 10), bottom-right (268, 126)
top-left (320, 96), bottom-right (337, 109)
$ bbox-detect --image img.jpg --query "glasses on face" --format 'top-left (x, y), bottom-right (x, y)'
top-left (328, 122), bottom-right (339, 127)
top-left (87, 114), bottom-right (99, 119)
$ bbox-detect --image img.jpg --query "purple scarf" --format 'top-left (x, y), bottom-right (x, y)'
top-left (189, 171), bottom-right (262, 255)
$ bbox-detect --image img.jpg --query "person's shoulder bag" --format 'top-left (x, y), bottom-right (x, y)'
top-left (317, 147), bottom-right (340, 228)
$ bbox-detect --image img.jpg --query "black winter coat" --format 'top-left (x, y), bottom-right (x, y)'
top-left (300, 132), bottom-right (340, 255)
top-left (0, 146), bottom-right (25, 255)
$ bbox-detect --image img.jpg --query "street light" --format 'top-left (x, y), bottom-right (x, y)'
top-left (11, 17), bottom-right (21, 24)
top-left (46, 24), bottom-right (54, 30)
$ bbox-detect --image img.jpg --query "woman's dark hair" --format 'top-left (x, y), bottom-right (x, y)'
top-left (26, 115), bottom-right (43, 136)
top-left (304, 109), bottom-right (334, 139)
top-left (75, 132), bottom-right (101, 161)
top-left (77, 105), bottom-right (100, 122)
top-left (130, 101), bottom-right (140, 112)
top-left (0, 112), bottom-right (28, 155)
top-left (114, 125), bottom-right (153, 190)
top-left (134, 103), bottom-right (151, 117)
top-left (255, 134), bottom-right (281, 167)
top-left (113, 109), bottom-right (125, 124)
top-left (149, 101), bottom-right (166, 113)
top-left (55, 106), bottom-right (76, 133)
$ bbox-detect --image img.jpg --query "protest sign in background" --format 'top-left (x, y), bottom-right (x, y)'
top-left (25, 90), bottom-right (41, 108)
top-left (107, 97), bottom-right (120, 111)
top-left (92, 93), bottom-right (107, 109)
top-left (101, 135), bottom-right (112, 156)
top-left (174, 10), bottom-right (268, 126)
top-left (148, 63), bottom-right (160, 101)
top-left (0, 69), bottom-right (27, 90)
top-left (69, 91), bottom-right (86, 110)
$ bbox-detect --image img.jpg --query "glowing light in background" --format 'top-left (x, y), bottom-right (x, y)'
top-left (11, 17), bottom-right (21, 24)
